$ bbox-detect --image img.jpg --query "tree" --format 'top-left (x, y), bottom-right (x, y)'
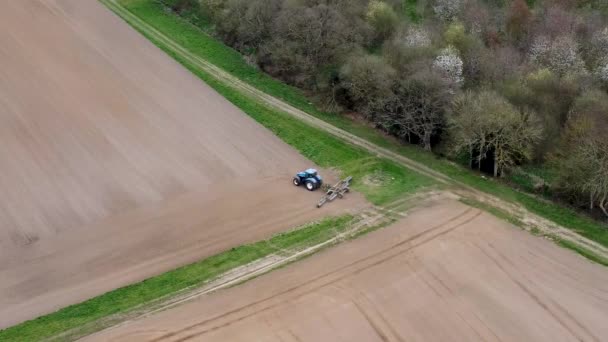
top-left (366, 0), bottom-right (399, 42)
top-left (588, 28), bottom-right (608, 84)
top-left (382, 26), bottom-right (435, 74)
top-left (433, 46), bottom-right (464, 86)
top-left (529, 35), bottom-right (586, 76)
top-left (534, 6), bottom-right (577, 39)
top-left (470, 46), bottom-right (522, 86)
top-left (433, 0), bottom-right (462, 22)
top-left (502, 69), bottom-right (581, 159)
top-left (216, 0), bottom-right (283, 52)
top-left (449, 91), bottom-right (543, 176)
top-left (402, 27), bottom-right (432, 48)
top-left (444, 22), bottom-right (478, 54)
top-left (260, 3), bottom-right (368, 88)
top-left (199, 0), bottom-right (225, 19)
top-left (597, 62), bottom-right (608, 86)
top-left (460, 0), bottom-right (490, 37)
top-left (339, 54), bottom-right (396, 119)
top-left (506, 0), bottom-right (532, 44)
top-left (377, 70), bottom-right (451, 151)
top-left (553, 90), bottom-right (608, 217)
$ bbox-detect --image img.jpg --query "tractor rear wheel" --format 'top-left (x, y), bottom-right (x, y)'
top-left (305, 181), bottom-right (315, 191)
top-left (293, 177), bottom-right (301, 186)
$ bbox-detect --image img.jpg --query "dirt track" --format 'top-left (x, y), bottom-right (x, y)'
top-left (0, 0), bottom-right (364, 328)
top-left (87, 199), bottom-right (608, 342)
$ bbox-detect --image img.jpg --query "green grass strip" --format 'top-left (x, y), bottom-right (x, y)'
top-left (0, 216), bottom-right (358, 341)
top-left (555, 239), bottom-right (608, 267)
top-left (119, 0), bottom-right (608, 247)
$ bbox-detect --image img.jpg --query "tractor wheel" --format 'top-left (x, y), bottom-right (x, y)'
top-left (305, 181), bottom-right (315, 191)
top-left (293, 177), bottom-right (301, 186)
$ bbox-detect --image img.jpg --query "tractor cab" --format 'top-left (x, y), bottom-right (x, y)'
top-left (293, 168), bottom-right (323, 191)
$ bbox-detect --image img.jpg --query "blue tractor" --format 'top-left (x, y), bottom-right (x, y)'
top-left (293, 168), bottom-right (323, 191)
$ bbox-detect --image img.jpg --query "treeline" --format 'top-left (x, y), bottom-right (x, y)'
top-left (167, 0), bottom-right (608, 218)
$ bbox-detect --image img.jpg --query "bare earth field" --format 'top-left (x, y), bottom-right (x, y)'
top-left (87, 199), bottom-right (608, 342)
top-left (0, 0), bottom-right (364, 328)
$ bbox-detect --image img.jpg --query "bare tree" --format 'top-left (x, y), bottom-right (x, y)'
top-left (216, 0), bottom-right (283, 52)
top-left (378, 70), bottom-right (451, 151)
top-left (260, 3), bottom-right (368, 88)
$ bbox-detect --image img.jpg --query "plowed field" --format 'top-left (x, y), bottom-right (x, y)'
top-left (0, 0), bottom-right (362, 328)
top-left (87, 200), bottom-right (608, 342)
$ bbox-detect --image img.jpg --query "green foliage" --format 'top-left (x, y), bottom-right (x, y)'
top-left (403, 0), bottom-right (422, 22)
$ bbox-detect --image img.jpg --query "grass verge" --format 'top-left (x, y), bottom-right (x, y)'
top-left (117, 0), bottom-right (608, 247)
top-left (0, 216), bottom-right (358, 341)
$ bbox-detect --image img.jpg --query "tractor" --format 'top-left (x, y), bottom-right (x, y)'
top-left (293, 168), bottom-right (323, 191)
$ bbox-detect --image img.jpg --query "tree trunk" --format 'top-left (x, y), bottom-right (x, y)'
top-left (493, 159), bottom-right (498, 177)
top-left (423, 131), bottom-right (432, 151)
top-left (600, 193), bottom-right (608, 218)
top-left (469, 145), bottom-right (474, 170)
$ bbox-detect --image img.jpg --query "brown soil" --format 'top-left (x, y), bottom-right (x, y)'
top-left (86, 199), bottom-right (608, 342)
top-left (0, 0), bottom-right (364, 328)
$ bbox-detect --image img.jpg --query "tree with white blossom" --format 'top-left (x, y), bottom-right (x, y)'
top-left (403, 27), bottom-right (431, 48)
top-left (433, 46), bottom-right (464, 86)
top-left (529, 35), bottom-right (585, 76)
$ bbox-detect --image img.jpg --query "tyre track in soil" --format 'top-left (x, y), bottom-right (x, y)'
top-left (352, 287), bottom-right (405, 342)
top-left (147, 208), bottom-right (482, 341)
top-left (102, 0), bottom-right (608, 261)
top-left (416, 262), bottom-right (490, 342)
top-left (473, 241), bottom-right (600, 342)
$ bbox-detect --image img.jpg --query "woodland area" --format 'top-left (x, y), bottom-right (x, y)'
top-left (165, 0), bottom-right (608, 219)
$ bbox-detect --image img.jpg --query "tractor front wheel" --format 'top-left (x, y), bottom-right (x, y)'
top-left (293, 177), bottom-right (301, 186)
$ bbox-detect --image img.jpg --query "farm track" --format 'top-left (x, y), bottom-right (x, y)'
top-left (103, 0), bottom-right (608, 261)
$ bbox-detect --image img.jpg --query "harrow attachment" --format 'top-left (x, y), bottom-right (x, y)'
top-left (317, 176), bottom-right (352, 208)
